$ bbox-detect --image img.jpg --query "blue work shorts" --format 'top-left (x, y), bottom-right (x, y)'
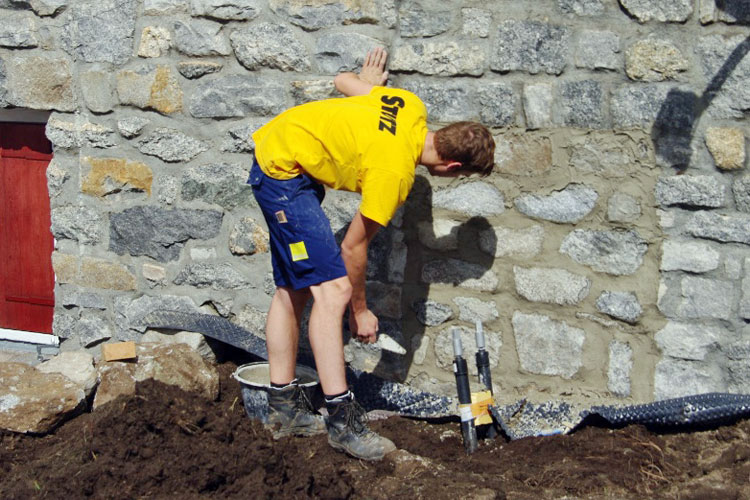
top-left (248, 157), bottom-right (348, 290)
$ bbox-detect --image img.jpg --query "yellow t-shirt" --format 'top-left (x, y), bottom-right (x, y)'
top-left (252, 86), bottom-right (428, 227)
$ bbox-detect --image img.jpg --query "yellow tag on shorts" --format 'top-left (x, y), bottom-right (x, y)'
top-left (289, 241), bottom-right (309, 261)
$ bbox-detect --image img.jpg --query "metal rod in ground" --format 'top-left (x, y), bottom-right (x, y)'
top-left (452, 328), bottom-right (478, 455)
top-left (474, 320), bottom-right (498, 439)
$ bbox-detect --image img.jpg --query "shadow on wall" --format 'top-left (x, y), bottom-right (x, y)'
top-left (653, 1), bottom-right (750, 171)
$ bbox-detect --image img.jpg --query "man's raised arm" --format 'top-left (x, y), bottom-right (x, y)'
top-left (334, 47), bottom-right (389, 97)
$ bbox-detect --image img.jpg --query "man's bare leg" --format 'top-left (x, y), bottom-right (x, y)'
top-left (266, 286), bottom-right (311, 385)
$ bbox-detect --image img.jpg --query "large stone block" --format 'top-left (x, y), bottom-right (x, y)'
top-left (686, 211), bottom-right (750, 245)
top-left (608, 341), bottom-right (632, 398)
top-left (494, 133), bottom-right (552, 176)
top-left (653, 359), bottom-right (725, 400)
top-left (462, 7), bottom-right (490, 37)
top-left (417, 219), bottom-right (460, 251)
top-left (421, 258), bottom-right (499, 292)
top-left (698, 35), bottom-right (750, 119)
top-left (137, 128), bottom-right (207, 162)
top-left (401, 81), bottom-right (473, 122)
top-left (557, 80), bottom-right (605, 128)
top-left (660, 239), bottom-right (719, 272)
top-left (706, 127), bottom-right (745, 170)
top-left (173, 262), bottom-right (251, 290)
top-left (625, 39), bottom-right (688, 82)
top-left (619, 0), bottom-right (693, 22)
top-left (137, 26), bottom-right (171, 58)
top-left (191, 0), bottom-right (262, 20)
top-left (177, 61), bottom-right (222, 79)
top-left (4, 55), bottom-right (74, 112)
top-left (453, 296), bottom-right (499, 323)
top-left (36, 351), bottom-right (98, 397)
top-left (512, 312), bottom-right (585, 379)
top-left (560, 229), bottom-right (648, 275)
top-left (116, 65), bottom-right (183, 115)
top-left (515, 184), bottom-right (597, 224)
top-left (188, 76), bottom-right (287, 118)
top-left (477, 83), bottom-right (516, 127)
top-left (231, 23), bottom-right (310, 72)
top-left (269, 0), bottom-right (387, 30)
top-left (114, 294), bottom-right (202, 334)
top-left (575, 30), bottom-right (620, 70)
top-left (80, 70), bottom-right (114, 113)
top-left (700, 0), bottom-right (750, 24)
top-left (568, 132), bottom-right (653, 177)
top-left (291, 79), bottom-right (337, 105)
top-left (366, 281), bottom-right (402, 319)
top-left (181, 163), bottom-right (255, 210)
top-left (61, 0), bottom-right (136, 64)
top-left (479, 225), bottom-right (544, 258)
top-left (676, 276), bottom-right (734, 320)
top-left (491, 20), bottom-right (569, 75)
top-left (173, 19), bottom-right (230, 56)
top-left (0, 11), bottom-right (38, 48)
top-left (655, 175), bottom-right (726, 208)
top-left (595, 291), bottom-right (642, 324)
top-left (314, 32), bottom-right (383, 75)
top-left (523, 84), bottom-right (553, 129)
top-left (514, 266), bottom-right (591, 305)
top-left (399, 1), bottom-right (452, 37)
top-left (434, 325), bottom-right (502, 376)
top-left (655, 321), bottom-right (721, 361)
top-left (81, 157), bottom-right (153, 198)
top-left (109, 206), bottom-right (222, 262)
top-left (52, 253), bottom-right (137, 291)
top-left (411, 299), bottom-right (453, 326)
top-left (229, 217), bottom-right (269, 256)
top-left (45, 116), bottom-right (116, 149)
top-left (51, 206), bottom-right (102, 245)
top-left (391, 41), bottom-right (485, 77)
top-left (432, 182), bottom-right (504, 217)
top-left (559, 0), bottom-right (605, 16)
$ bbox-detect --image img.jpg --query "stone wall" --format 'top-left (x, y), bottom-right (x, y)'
top-left (2, 0), bottom-right (749, 407)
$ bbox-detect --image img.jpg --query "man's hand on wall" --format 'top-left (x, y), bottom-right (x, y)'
top-left (359, 47), bottom-right (389, 87)
top-left (349, 308), bottom-right (379, 344)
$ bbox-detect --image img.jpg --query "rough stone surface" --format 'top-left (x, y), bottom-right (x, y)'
top-left (399, 1), bottom-right (452, 37)
top-left (653, 359), bottom-right (725, 400)
top-left (142, 329), bottom-right (217, 362)
top-left (188, 76), bottom-right (286, 118)
top-left (417, 219), bottom-right (460, 251)
top-left (706, 127), bottom-right (746, 170)
top-left (655, 175), bottom-right (726, 208)
top-left (109, 206), bottom-right (222, 262)
top-left (432, 182), bottom-right (505, 217)
top-left (229, 217), bottom-right (269, 256)
top-left (479, 225), bottom-right (544, 258)
top-left (739, 265), bottom-right (750, 319)
top-left (421, 259), bottom-right (499, 292)
top-left (114, 294), bottom-right (202, 335)
top-left (698, 35), bottom-right (750, 119)
top-left (75, 315), bottom-right (112, 348)
top-left (494, 133), bottom-right (552, 176)
top-left (53, 254), bottom-right (137, 291)
top-left (51, 206), bottom-right (102, 245)
top-left (608, 341), bottom-right (632, 398)
top-left (560, 229), bottom-right (648, 275)
top-left (512, 312), bottom-right (585, 379)
top-left (81, 157), bottom-right (153, 198)
top-left (181, 163), bottom-right (254, 210)
top-left (660, 239), bottom-right (720, 272)
top-left (291, 79), bottom-right (337, 104)
top-left (411, 299), bottom-right (453, 326)
top-left (453, 297), bottom-right (499, 324)
top-left (314, 32), bottom-right (384, 75)
top-left (391, 41), bottom-right (485, 77)
top-left (568, 132), bottom-right (653, 177)
top-left (177, 61), bottom-right (223, 79)
top-left (626, 39), bottom-right (689, 82)
top-left (61, 0), bottom-right (136, 64)
top-left (607, 192), bottom-right (642, 222)
top-left (686, 211), bottom-right (750, 245)
top-left (557, 80), bottom-right (604, 128)
top-left (269, 0), bottom-right (385, 31)
top-left (462, 7), bottom-right (490, 37)
top-left (138, 128), bottom-right (207, 162)
top-left (0, 363), bottom-right (85, 434)
top-left (36, 351), bottom-right (98, 397)
top-left (655, 321), bottom-right (721, 361)
top-left (514, 266), bottom-right (591, 305)
top-left (80, 70), bottom-right (114, 113)
top-left (4, 55), bottom-right (74, 112)
top-left (576, 30), bottom-right (620, 70)
top-left (477, 83), bottom-right (517, 127)
top-left (401, 80), bottom-right (472, 122)
top-left (595, 291), bottom-right (642, 323)
top-left (191, 0), bottom-right (262, 20)
top-left (173, 262), bottom-right (251, 290)
top-left (676, 276), bottom-right (734, 320)
top-left (0, 11), bottom-right (38, 48)
top-left (45, 116), bottom-right (116, 149)
top-left (173, 19), bottom-right (230, 56)
top-left (559, 0), bottom-right (605, 16)
top-left (116, 65), bottom-right (183, 114)
top-left (491, 20), bottom-right (570, 75)
top-left (619, 0), bottom-right (693, 22)
top-left (138, 26), bottom-right (171, 58)
top-left (231, 23), bottom-right (310, 72)
top-left (515, 184), bottom-right (598, 224)
top-left (522, 84), bottom-right (553, 129)
top-left (117, 116), bottom-right (149, 138)
top-left (433, 325), bottom-right (502, 376)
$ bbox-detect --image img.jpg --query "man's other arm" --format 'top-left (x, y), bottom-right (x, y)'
top-left (334, 47), bottom-right (389, 97)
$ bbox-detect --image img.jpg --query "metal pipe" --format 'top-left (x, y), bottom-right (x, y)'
top-left (474, 320), bottom-right (492, 393)
top-left (452, 328), bottom-right (478, 454)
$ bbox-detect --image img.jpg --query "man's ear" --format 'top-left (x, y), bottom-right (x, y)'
top-left (446, 161), bottom-right (462, 171)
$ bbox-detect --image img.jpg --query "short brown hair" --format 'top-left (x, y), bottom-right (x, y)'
top-left (434, 121), bottom-right (495, 176)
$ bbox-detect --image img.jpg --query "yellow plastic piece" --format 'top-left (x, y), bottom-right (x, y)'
top-left (470, 390), bottom-right (494, 426)
top-left (289, 241), bottom-right (309, 261)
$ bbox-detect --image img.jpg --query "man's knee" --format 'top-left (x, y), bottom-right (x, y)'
top-left (312, 277), bottom-right (352, 309)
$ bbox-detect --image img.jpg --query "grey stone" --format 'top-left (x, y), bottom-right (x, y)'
top-left (512, 312), bottom-right (585, 379)
top-left (181, 163), bottom-right (255, 210)
top-left (51, 206), bottom-right (101, 245)
top-left (725, 255), bottom-right (743, 280)
top-left (0, 57), bottom-right (7, 108)
top-left (453, 297), bottom-right (499, 323)
top-left (45, 117), bottom-right (116, 149)
top-left (314, 32), bottom-right (383, 75)
top-left (569, 132), bottom-right (653, 178)
top-left (391, 41), bottom-right (485, 77)
top-left (698, 35), bottom-right (750, 119)
top-left (432, 182), bottom-right (505, 217)
top-left (523, 84), bottom-right (553, 129)
top-left (177, 61), bottom-right (222, 79)
top-left (142, 329), bottom-right (216, 362)
top-left (114, 294), bottom-right (202, 334)
top-left (700, 0), bottom-right (750, 24)
top-left (269, 0), bottom-right (385, 31)
top-left (655, 321), bottom-right (721, 361)
top-left (686, 211), bottom-right (750, 245)
top-left (173, 19), bottom-right (230, 57)
top-left (137, 128), bottom-right (207, 162)
top-left (60, 290), bottom-right (109, 310)
top-left (36, 351), bottom-right (98, 397)
top-left (46, 158), bottom-right (69, 199)
top-left (462, 7), bottom-right (490, 37)
top-left (401, 81), bottom-right (473, 122)
top-left (53, 312), bottom-right (78, 339)
top-left (494, 133), bottom-right (553, 176)
top-left (291, 80), bottom-right (337, 105)
top-left (188, 76), bottom-right (287, 118)
top-left (654, 359), bottom-right (725, 400)
top-left (559, 0), bottom-right (605, 16)
top-left (138, 26), bottom-right (171, 58)
top-left (575, 30), bottom-right (620, 70)
top-left (608, 341), bottom-right (632, 398)
top-left (4, 55), bottom-right (75, 112)
top-left (399, 1), bottom-right (452, 37)
top-left (515, 184), bottom-right (598, 224)
top-left (109, 206), bottom-right (222, 262)
top-left (514, 266), bottom-right (591, 305)
top-left (61, 0), bottom-right (136, 65)
top-left (417, 219), bottom-right (460, 251)
top-left (173, 262), bottom-right (251, 290)
top-left (477, 83), bottom-right (516, 127)
top-left (220, 121), bottom-right (258, 153)
top-left (656, 175), bottom-right (726, 208)
top-left (366, 282), bottom-right (402, 319)
top-left (676, 276), bottom-right (734, 320)
top-left (560, 229), bottom-right (648, 276)
top-left (660, 239), bottom-right (720, 272)
top-left (117, 116), bottom-right (149, 139)
top-left (229, 217), bottom-right (269, 256)
top-left (143, 0), bottom-right (188, 14)
top-left (190, 0), bottom-right (262, 20)
top-left (421, 258), bottom-right (499, 292)
top-left (116, 65), bottom-right (183, 115)
top-left (619, 0), bottom-right (693, 22)
top-left (626, 38), bottom-right (689, 82)
top-left (0, 11), bottom-right (38, 48)
top-left (434, 325), bottom-right (502, 375)
top-left (231, 23), bottom-right (310, 72)
top-left (80, 71), bottom-right (113, 114)
top-left (480, 225), bottom-right (544, 258)
top-left (611, 84), bottom-right (681, 127)
top-left (607, 193), bottom-right (642, 222)
top-left (557, 80), bottom-right (605, 128)
top-left (491, 20), bottom-right (570, 75)
top-left (19, 0), bottom-right (68, 16)
top-left (411, 299), bottom-right (453, 326)
top-left (596, 291), bottom-right (642, 323)
top-left (76, 316), bottom-right (112, 347)
top-left (232, 304), bottom-right (267, 338)
top-left (740, 264), bottom-right (750, 319)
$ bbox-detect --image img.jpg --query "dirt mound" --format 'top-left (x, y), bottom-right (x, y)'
top-left (2, 362), bottom-right (749, 499)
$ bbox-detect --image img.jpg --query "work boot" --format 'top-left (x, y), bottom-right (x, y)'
top-left (326, 394), bottom-right (397, 461)
top-left (266, 383), bottom-right (326, 439)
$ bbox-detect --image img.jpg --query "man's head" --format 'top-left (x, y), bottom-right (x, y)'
top-left (434, 121), bottom-right (495, 176)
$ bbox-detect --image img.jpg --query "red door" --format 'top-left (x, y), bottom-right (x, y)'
top-left (0, 122), bottom-right (55, 333)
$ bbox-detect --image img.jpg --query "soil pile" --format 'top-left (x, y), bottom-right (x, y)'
top-left (2, 362), bottom-right (749, 499)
